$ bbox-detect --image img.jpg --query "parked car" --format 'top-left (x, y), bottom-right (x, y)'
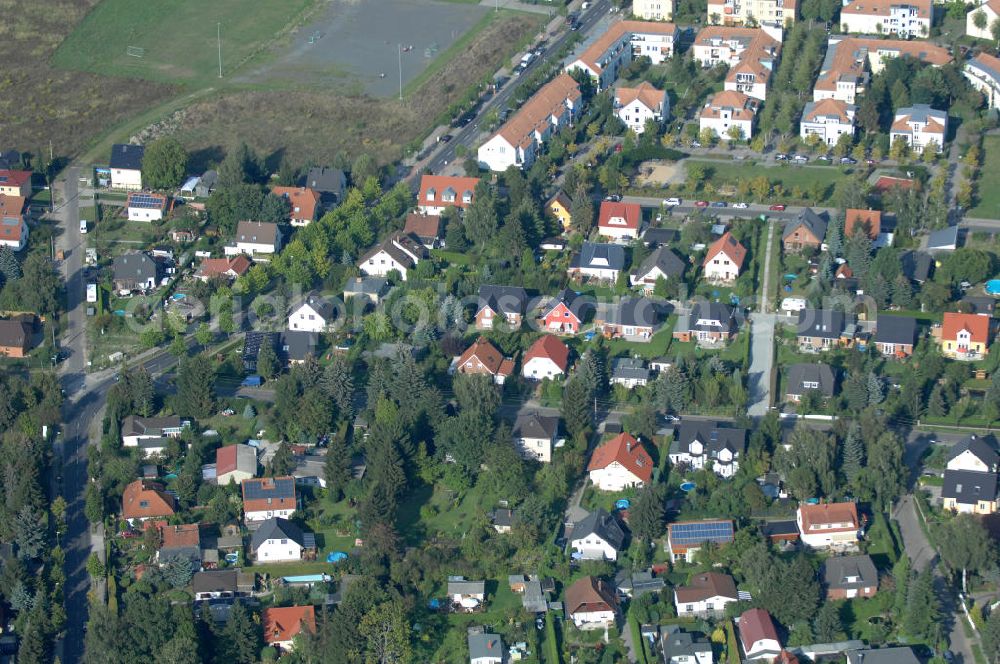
top-left (775, 153), bottom-right (788, 161)
top-left (691, 141), bottom-right (702, 148)
top-left (865, 158), bottom-right (876, 165)
top-left (604, 194), bottom-right (622, 202)
top-left (792, 154), bottom-right (809, 163)
top-left (817, 154), bottom-right (831, 161)
top-left (694, 200), bottom-right (709, 208)
top-left (663, 197), bottom-right (681, 206)
top-left (840, 156), bottom-right (857, 164)
top-left (710, 201), bottom-right (726, 208)
top-left (733, 202), bottom-right (749, 209)
top-left (769, 204), bottom-right (786, 211)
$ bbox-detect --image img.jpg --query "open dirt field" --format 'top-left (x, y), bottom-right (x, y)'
top-left (635, 160), bottom-right (683, 186)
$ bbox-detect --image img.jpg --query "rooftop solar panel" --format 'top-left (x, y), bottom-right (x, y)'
top-left (669, 520), bottom-right (734, 546)
top-left (242, 477), bottom-right (295, 500)
top-left (129, 194), bottom-right (165, 209)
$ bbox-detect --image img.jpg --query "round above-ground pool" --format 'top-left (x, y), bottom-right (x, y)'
top-left (987, 279), bottom-right (1000, 296)
top-left (680, 481), bottom-right (696, 492)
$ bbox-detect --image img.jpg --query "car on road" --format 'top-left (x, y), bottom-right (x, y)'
top-left (865, 158), bottom-right (876, 165)
top-left (663, 197), bottom-right (681, 206)
top-left (536, 616), bottom-right (545, 630)
top-left (710, 201), bottom-right (726, 208)
top-left (817, 154), bottom-right (831, 161)
top-left (792, 154), bottom-right (809, 163)
top-left (775, 153), bottom-right (788, 161)
top-left (840, 156), bottom-right (857, 164)
top-left (604, 194), bottom-right (622, 202)
top-left (691, 141), bottom-right (702, 148)
top-left (768, 204), bottom-right (786, 211)
top-left (437, 134), bottom-right (452, 143)
top-left (733, 202), bottom-right (749, 209)
top-left (694, 200), bottom-right (709, 208)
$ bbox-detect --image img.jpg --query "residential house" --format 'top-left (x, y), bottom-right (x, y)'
top-left (287, 292), bottom-right (336, 332)
top-left (926, 225), bottom-right (958, 254)
top-left (633, 0), bottom-right (673, 20)
top-left (846, 647), bottom-right (921, 664)
top-left (450, 337), bottom-right (515, 385)
top-left (642, 227), bottom-right (679, 247)
top-left (661, 626), bottom-right (713, 664)
top-left (564, 21), bottom-right (679, 90)
top-left (691, 26), bottom-right (781, 67)
top-left (476, 285), bottom-right (529, 330)
top-left (418, 174), bottom-right (480, 215)
top-left (568, 242), bottom-right (627, 282)
top-left (839, 0), bottom-right (931, 38)
top-left (241, 476), bottom-right (297, 524)
top-left (890, 105), bottom-right (946, 153)
top-left (194, 255), bottom-right (252, 282)
top-left (224, 220), bottom-right (283, 258)
top-left (823, 554), bottom-right (878, 600)
top-left (280, 330), bottom-right (319, 365)
top-left (797, 502), bottom-right (860, 549)
top-left (699, 91), bottom-right (757, 141)
top-left (964, 52), bottom-right (1000, 108)
top-left (477, 74), bottom-right (582, 171)
top-left (797, 309), bottom-right (853, 351)
top-left (845, 208), bottom-right (881, 241)
top-left (782, 208), bottom-right (828, 252)
top-left (969, 0), bottom-right (1000, 39)
top-left (490, 509), bottom-right (513, 534)
top-left (343, 276), bottom-right (388, 304)
top-left (594, 297), bottom-right (661, 340)
top-left (705, 0), bottom-right (795, 26)
top-left (673, 302), bottom-right (736, 346)
top-left (512, 411), bottom-right (560, 462)
top-left (121, 415), bottom-right (188, 458)
top-left (937, 312), bottom-right (991, 360)
top-left (898, 249), bottom-right (932, 284)
top-left (358, 232), bottom-right (426, 281)
top-left (216, 444), bottom-right (257, 485)
top-left (813, 38), bottom-right (951, 104)
top-left (942, 470), bottom-right (998, 514)
top-left (547, 190), bottom-right (573, 231)
top-left (738, 608), bottom-right (782, 661)
top-left (304, 166), bottom-right (347, 206)
top-left (0, 195), bottom-right (28, 251)
top-left (570, 508), bottom-right (627, 561)
top-left (0, 170), bottom-right (31, 197)
top-left (587, 432), bottom-right (653, 491)
top-left (109, 143), bottom-right (144, 190)
top-left (615, 82), bottom-right (669, 134)
top-left (947, 435), bottom-right (999, 473)
top-left (785, 363), bottom-right (836, 402)
top-left (0, 320), bottom-right (33, 358)
top-left (874, 316), bottom-right (917, 357)
top-left (194, 170), bottom-right (218, 198)
top-left (251, 517), bottom-right (316, 562)
top-left (667, 520), bottom-right (735, 563)
top-left (122, 479), bottom-right (175, 523)
top-left (263, 605), bottom-right (316, 653)
top-left (630, 246), bottom-right (686, 290)
top-left (241, 331), bottom-right (279, 373)
top-left (615, 569), bottom-right (666, 598)
top-left (192, 568), bottom-right (255, 601)
top-left (156, 523), bottom-right (204, 568)
top-left (539, 289), bottom-right (590, 334)
top-left (669, 422), bottom-right (745, 478)
top-left (962, 296), bottom-right (996, 316)
top-left (403, 212), bottom-right (444, 248)
top-left (800, 99), bottom-right (857, 145)
top-left (448, 578), bottom-right (487, 608)
top-left (126, 192), bottom-right (169, 222)
top-left (522, 335), bottom-right (570, 381)
top-left (112, 251), bottom-right (161, 292)
top-left (702, 232), bottom-right (747, 284)
top-left (598, 201), bottom-right (643, 240)
top-left (468, 627), bottom-right (505, 664)
top-left (674, 572), bottom-right (739, 618)
top-left (610, 357), bottom-right (651, 388)
top-left (272, 186), bottom-right (321, 226)
top-left (565, 576), bottom-right (618, 630)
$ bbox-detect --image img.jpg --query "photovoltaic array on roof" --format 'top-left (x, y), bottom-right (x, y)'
top-left (669, 520), bottom-right (734, 546)
top-left (242, 477), bottom-right (294, 500)
top-left (129, 193), bottom-right (164, 209)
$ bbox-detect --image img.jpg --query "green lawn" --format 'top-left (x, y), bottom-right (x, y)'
top-left (398, 483), bottom-right (494, 545)
top-left (606, 319), bottom-right (676, 359)
top-left (970, 135), bottom-right (1000, 219)
top-left (52, 0), bottom-right (319, 84)
top-left (686, 159), bottom-right (852, 205)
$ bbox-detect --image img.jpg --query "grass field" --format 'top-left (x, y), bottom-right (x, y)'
top-left (53, 0), bottom-right (320, 84)
top-left (687, 159), bottom-right (851, 204)
top-left (970, 136), bottom-right (1000, 219)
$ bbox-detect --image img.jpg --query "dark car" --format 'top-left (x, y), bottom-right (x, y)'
top-left (840, 156), bottom-right (856, 164)
top-left (710, 201), bottom-right (727, 208)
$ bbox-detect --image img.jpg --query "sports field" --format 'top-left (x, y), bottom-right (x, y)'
top-left (52, 0), bottom-right (320, 84)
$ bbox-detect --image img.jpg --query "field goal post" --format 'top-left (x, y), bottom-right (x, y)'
top-left (125, 46), bottom-right (145, 58)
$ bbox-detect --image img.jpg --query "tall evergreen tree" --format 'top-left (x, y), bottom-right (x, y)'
top-left (903, 568), bottom-right (940, 643)
top-left (867, 371), bottom-right (885, 406)
top-left (562, 377), bottom-right (593, 439)
top-left (841, 422), bottom-right (865, 484)
top-left (0, 247), bottom-right (21, 282)
top-left (322, 356), bottom-right (356, 420)
top-left (825, 213), bottom-right (844, 257)
top-left (631, 484), bottom-right (666, 542)
top-left (176, 355), bottom-right (215, 418)
top-left (325, 435), bottom-right (353, 502)
top-left (222, 601), bottom-right (261, 664)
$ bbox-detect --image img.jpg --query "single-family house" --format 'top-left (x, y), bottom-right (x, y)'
top-left (598, 201), bottom-right (643, 240)
top-left (942, 469), bottom-right (998, 514)
top-left (0, 170), bottom-right (31, 198)
top-left (667, 520), bottom-right (735, 563)
top-left (194, 255), bottom-right (252, 282)
top-left (782, 208), bottom-right (828, 252)
top-left (468, 628), bottom-right (505, 664)
top-left (476, 285), bottom-right (529, 330)
top-left (672, 302), bottom-right (736, 346)
top-left (610, 357), bottom-right (651, 389)
top-left (109, 143), bottom-right (144, 191)
top-left (587, 432), bottom-right (653, 491)
top-left (216, 444), bottom-right (257, 485)
top-left (568, 242), bottom-right (627, 282)
top-left (241, 331), bottom-right (279, 373)
top-left (898, 250), bottom-right (932, 285)
top-left (251, 517), bottom-right (316, 562)
top-left (570, 508), bottom-right (627, 561)
top-left (669, 422), bottom-right (746, 478)
top-left (947, 435), bottom-right (999, 473)
top-left (937, 312), bottom-right (991, 360)
top-left (823, 554), bottom-right (878, 599)
top-left (358, 232), bottom-right (426, 281)
top-left (280, 330), bottom-right (319, 365)
top-left (490, 509), bottom-right (513, 534)
top-left (845, 209), bottom-right (881, 241)
top-left (304, 166), bottom-right (347, 206)
top-left (797, 502), bottom-right (860, 549)
top-left (448, 578), bottom-right (487, 609)
top-left (662, 626), bottom-right (713, 664)
top-left (241, 476), bottom-right (297, 524)
top-left (126, 192), bottom-right (169, 222)
top-left (522, 335), bottom-right (570, 381)
top-left (890, 105), bottom-right (946, 153)
top-left (417, 174), bottom-right (480, 215)
top-left (450, 337), bottom-right (515, 385)
top-left (800, 99), bottom-right (857, 146)
top-left (739, 608), bottom-right (782, 661)
top-left (846, 647), bottom-right (921, 664)
top-left (702, 232), bottom-right (747, 284)
top-left (512, 411), bottom-right (560, 462)
top-left (615, 82), bottom-right (669, 134)
top-left (121, 415), bottom-right (188, 458)
top-left (122, 479), bottom-right (176, 523)
top-left (539, 289), bottom-right (590, 335)
top-left (630, 246), bottom-right (686, 290)
top-left (272, 186), bottom-right (321, 226)
top-left (674, 572), bottom-right (739, 618)
top-left (0, 320), bottom-right (33, 358)
top-left (785, 363), bottom-right (836, 402)
top-left (797, 309), bottom-right (854, 351)
top-left (194, 170), bottom-right (218, 198)
top-left (225, 221), bottom-right (283, 258)
top-left (839, 0), bottom-right (931, 39)
top-left (0, 195), bottom-right (28, 251)
top-left (964, 52), bottom-right (1000, 109)
top-left (192, 568), bottom-right (255, 601)
top-left (343, 276), bottom-right (389, 304)
top-left (263, 605), bottom-right (316, 653)
top-left (593, 297), bottom-right (661, 340)
top-left (566, 576), bottom-right (618, 630)
top-left (699, 91), bottom-right (757, 141)
top-left (403, 212), bottom-right (444, 248)
top-left (642, 227), bottom-right (679, 247)
top-left (155, 523), bottom-right (203, 567)
top-left (287, 292), bottom-right (336, 332)
top-left (874, 316), bottom-right (917, 357)
top-left (615, 569), bottom-right (666, 598)
top-left (547, 191), bottom-right (573, 231)
top-left (113, 251), bottom-right (161, 292)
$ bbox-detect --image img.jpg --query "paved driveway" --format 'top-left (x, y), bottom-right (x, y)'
top-left (747, 313), bottom-right (776, 417)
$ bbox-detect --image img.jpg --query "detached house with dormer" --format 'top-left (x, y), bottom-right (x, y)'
top-left (782, 208), bottom-right (828, 253)
top-left (417, 174), bottom-right (480, 215)
top-left (358, 232), bottom-right (426, 281)
top-left (287, 292), bottom-right (336, 332)
top-left (614, 82), bottom-right (669, 134)
top-left (797, 502), bottom-right (860, 549)
top-left (702, 232), bottom-right (746, 284)
top-left (569, 242), bottom-right (627, 283)
top-left (539, 289), bottom-right (590, 334)
top-left (675, 572), bottom-right (739, 618)
top-left (669, 422), bottom-right (746, 478)
top-left (570, 508), bottom-right (627, 561)
top-left (566, 576), bottom-right (619, 630)
top-left (673, 302), bottom-right (737, 346)
top-left (890, 104), bottom-right (946, 153)
top-left (225, 220), bottom-right (283, 259)
top-left (476, 285), bottom-right (528, 330)
top-left (797, 309), bottom-right (855, 351)
top-left (512, 411), bottom-right (560, 462)
top-left (588, 432), bottom-right (653, 491)
top-left (800, 99), bottom-right (857, 146)
top-left (598, 201), bottom-right (643, 240)
top-left (272, 186), bottom-right (321, 226)
top-left (630, 246), bottom-right (686, 290)
top-left (942, 435), bottom-right (1000, 514)
top-left (937, 312), bottom-right (991, 360)
top-left (699, 91), bottom-right (757, 141)
top-left (450, 337), bottom-right (515, 385)
top-left (522, 335), bottom-right (570, 381)
top-left (241, 476), bottom-right (297, 525)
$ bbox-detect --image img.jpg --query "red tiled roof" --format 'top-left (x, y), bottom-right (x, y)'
top-left (616, 81), bottom-right (666, 111)
top-left (0, 170), bottom-right (31, 189)
top-left (159, 523), bottom-right (201, 549)
top-left (739, 608), bottom-right (780, 651)
top-left (403, 212), bottom-right (443, 239)
top-left (496, 74), bottom-right (582, 149)
top-left (803, 98), bottom-right (853, 123)
top-left (842, 0), bottom-right (931, 19)
top-left (704, 232), bottom-right (747, 268)
top-left (418, 175), bottom-right (480, 210)
top-left (845, 209), bottom-right (881, 240)
top-left (565, 576), bottom-right (618, 615)
top-left (524, 335), bottom-right (570, 371)
top-left (587, 432), bottom-right (653, 483)
top-left (675, 572), bottom-right (738, 603)
top-left (942, 312), bottom-right (990, 345)
top-left (272, 186), bottom-right (320, 222)
top-left (122, 480), bottom-right (176, 520)
top-left (263, 606), bottom-right (316, 644)
top-left (0, 195), bottom-right (25, 219)
top-left (873, 176), bottom-right (915, 192)
top-left (598, 201), bottom-right (642, 230)
top-left (197, 255), bottom-right (252, 279)
top-left (456, 337), bottom-right (513, 377)
top-left (700, 90), bottom-right (756, 121)
top-left (798, 502), bottom-right (859, 531)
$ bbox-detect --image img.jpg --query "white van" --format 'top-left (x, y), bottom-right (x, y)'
top-left (80, 219), bottom-right (88, 234)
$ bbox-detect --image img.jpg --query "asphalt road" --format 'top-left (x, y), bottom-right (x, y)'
top-left (622, 195), bottom-right (837, 222)
top-left (423, 0), bottom-right (612, 174)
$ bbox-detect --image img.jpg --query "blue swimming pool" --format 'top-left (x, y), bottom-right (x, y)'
top-left (987, 279), bottom-right (1000, 295)
top-left (680, 482), bottom-right (696, 492)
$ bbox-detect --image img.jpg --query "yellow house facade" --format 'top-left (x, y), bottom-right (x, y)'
top-left (548, 191), bottom-right (573, 231)
top-left (942, 496), bottom-right (997, 515)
